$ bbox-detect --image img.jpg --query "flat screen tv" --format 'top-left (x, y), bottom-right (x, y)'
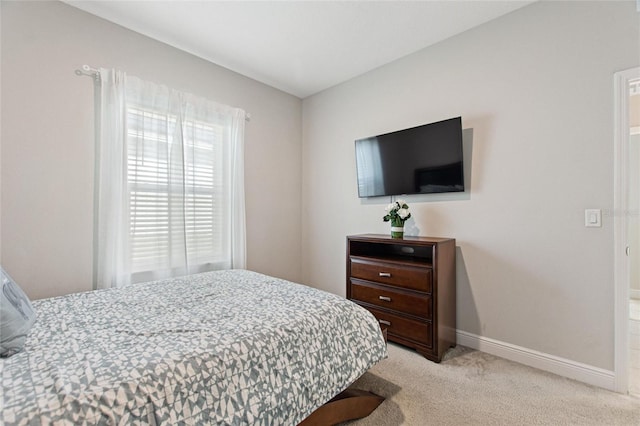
top-left (355, 116), bottom-right (464, 198)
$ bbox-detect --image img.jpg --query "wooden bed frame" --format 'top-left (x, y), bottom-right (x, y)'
top-left (299, 389), bottom-right (384, 425)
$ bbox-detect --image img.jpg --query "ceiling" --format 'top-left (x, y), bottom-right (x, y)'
top-left (65, 1), bottom-right (535, 99)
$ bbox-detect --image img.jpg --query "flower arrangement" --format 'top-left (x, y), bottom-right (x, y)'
top-left (383, 200), bottom-right (411, 227)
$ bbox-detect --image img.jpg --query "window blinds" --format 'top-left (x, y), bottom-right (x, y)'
top-left (126, 106), bottom-right (225, 275)
top-left (95, 68), bottom-right (246, 288)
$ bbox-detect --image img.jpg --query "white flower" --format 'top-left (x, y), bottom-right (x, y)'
top-left (383, 200), bottom-right (411, 223)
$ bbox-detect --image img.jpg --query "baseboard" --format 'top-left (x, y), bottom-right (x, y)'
top-left (631, 289), bottom-right (640, 300)
top-left (456, 330), bottom-right (616, 391)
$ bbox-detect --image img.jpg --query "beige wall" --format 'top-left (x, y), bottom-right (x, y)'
top-left (0, 1), bottom-right (302, 299)
top-left (301, 0), bottom-right (640, 371)
top-left (3, 0), bottom-right (640, 377)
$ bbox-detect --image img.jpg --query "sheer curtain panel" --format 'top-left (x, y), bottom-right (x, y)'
top-left (96, 69), bottom-right (246, 288)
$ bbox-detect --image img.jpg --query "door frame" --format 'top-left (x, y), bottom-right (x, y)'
top-left (613, 67), bottom-right (640, 393)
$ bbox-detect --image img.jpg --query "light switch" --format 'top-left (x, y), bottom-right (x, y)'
top-left (585, 209), bottom-right (602, 227)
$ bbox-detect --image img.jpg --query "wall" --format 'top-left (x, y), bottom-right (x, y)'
top-left (302, 1), bottom-right (640, 371)
top-left (1, 1), bottom-right (302, 299)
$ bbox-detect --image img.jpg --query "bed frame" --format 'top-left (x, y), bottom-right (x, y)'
top-left (299, 389), bottom-right (384, 425)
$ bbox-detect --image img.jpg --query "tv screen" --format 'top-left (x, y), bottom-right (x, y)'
top-left (355, 117), bottom-right (464, 198)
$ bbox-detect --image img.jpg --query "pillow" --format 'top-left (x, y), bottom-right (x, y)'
top-left (0, 267), bottom-right (36, 357)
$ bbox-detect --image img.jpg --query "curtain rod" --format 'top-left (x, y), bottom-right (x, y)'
top-left (74, 64), bottom-right (100, 80)
top-left (74, 64), bottom-right (251, 121)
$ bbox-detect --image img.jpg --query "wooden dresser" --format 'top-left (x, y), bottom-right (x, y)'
top-left (346, 234), bottom-right (456, 363)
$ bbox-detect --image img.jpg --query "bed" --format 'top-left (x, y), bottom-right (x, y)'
top-left (0, 269), bottom-right (387, 425)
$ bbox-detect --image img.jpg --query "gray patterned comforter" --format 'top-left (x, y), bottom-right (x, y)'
top-left (1, 270), bottom-right (387, 425)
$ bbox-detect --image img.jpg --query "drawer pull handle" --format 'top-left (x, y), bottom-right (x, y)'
top-left (379, 272), bottom-right (391, 277)
top-left (378, 296), bottom-right (392, 302)
top-left (379, 319), bottom-right (391, 326)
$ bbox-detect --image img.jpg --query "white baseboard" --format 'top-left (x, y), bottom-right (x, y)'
top-left (456, 330), bottom-right (616, 391)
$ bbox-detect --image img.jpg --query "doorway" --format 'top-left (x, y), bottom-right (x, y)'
top-left (614, 67), bottom-right (640, 395)
top-left (629, 77), bottom-right (640, 396)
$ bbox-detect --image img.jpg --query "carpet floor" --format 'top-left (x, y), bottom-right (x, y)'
top-left (345, 343), bottom-right (640, 425)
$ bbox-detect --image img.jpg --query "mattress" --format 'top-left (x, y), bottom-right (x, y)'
top-left (0, 269), bottom-right (387, 425)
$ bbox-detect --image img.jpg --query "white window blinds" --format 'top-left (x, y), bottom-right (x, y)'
top-left (96, 69), bottom-right (246, 288)
top-left (126, 106), bottom-right (226, 276)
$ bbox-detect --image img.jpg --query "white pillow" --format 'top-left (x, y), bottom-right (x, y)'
top-left (0, 267), bottom-right (36, 357)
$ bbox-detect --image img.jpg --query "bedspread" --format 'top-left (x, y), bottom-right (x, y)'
top-left (0, 270), bottom-right (387, 425)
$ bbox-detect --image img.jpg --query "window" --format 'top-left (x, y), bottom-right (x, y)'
top-left (126, 106), bottom-right (227, 279)
top-left (96, 69), bottom-right (246, 288)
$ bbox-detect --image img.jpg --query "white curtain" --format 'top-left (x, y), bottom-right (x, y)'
top-left (96, 69), bottom-right (130, 289)
top-left (96, 69), bottom-right (246, 289)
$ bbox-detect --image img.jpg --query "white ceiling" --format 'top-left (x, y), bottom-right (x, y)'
top-left (65, 1), bottom-right (535, 98)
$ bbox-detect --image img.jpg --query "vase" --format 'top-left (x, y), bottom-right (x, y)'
top-left (390, 221), bottom-right (404, 239)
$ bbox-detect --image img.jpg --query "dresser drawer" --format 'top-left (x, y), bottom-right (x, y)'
top-left (350, 279), bottom-right (432, 319)
top-left (350, 256), bottom-right (432, 293)
top-left (366, 306), bottom-right (433, 348)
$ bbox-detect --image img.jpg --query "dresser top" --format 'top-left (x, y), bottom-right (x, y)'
top-left (348, 234), bottom-right (454, 244)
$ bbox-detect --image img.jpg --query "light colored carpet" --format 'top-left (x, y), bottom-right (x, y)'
top-left (345, 343), bottom-right (640, 425)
